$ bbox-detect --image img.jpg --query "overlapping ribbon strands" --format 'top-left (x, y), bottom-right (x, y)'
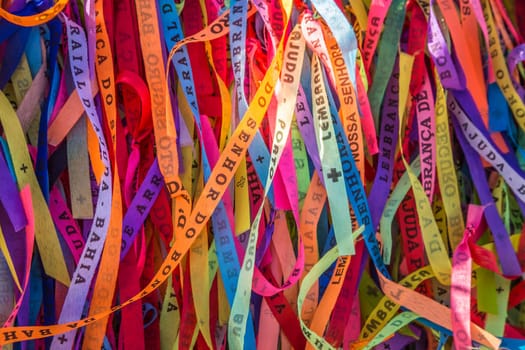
top-left (2, 0), bottom-right (525, 349)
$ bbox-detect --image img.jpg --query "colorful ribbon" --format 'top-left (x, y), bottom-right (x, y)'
top-left (0, 0), bottom-right (525, 349)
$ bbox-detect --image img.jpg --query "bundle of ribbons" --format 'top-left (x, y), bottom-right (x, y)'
top-left (1, 0), bottom-right (525, 349)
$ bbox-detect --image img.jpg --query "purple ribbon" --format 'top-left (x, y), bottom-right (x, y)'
top-left (427, 1), bottom-right (465, 90)
top-left (120, 160), bottom-right (163, 259)
top-left (507, 44), bottom-right (525, 101)
top-left (368, 58), bottom-right (399, 230)
top-left (451, 93), bottom-right (522, 277)
top-left (0, 150), bottom-right (27, 231)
